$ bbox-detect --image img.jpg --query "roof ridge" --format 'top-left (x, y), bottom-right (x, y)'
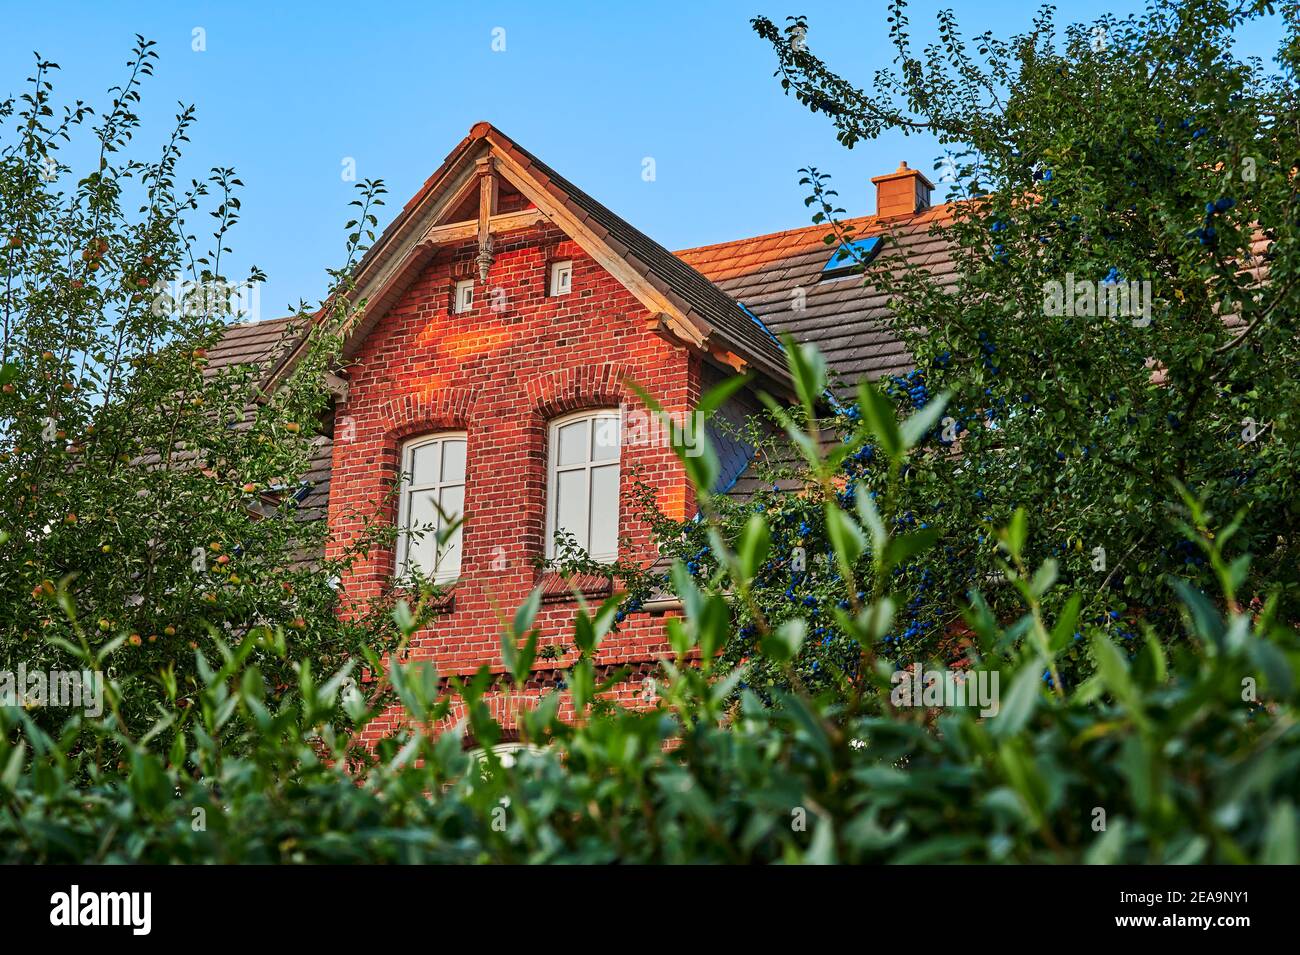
top-left (674, 215), bottom-right (876, 256)
top-left (481, 125), bottom-right (791, 379)
top-left (674, 201), bottom-right (959, 258)
top-left (226, 313), bottom-right (297, 328)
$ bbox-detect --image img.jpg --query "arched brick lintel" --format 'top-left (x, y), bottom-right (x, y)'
top-left (525, 363), bottom-right (632, 419)
top-left (378, 387), bottom-right (479, 441)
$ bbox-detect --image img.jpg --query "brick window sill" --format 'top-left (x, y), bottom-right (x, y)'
top-left (387, 580), bottom-right (457, 613)
top-left (538, 571), bottom-right (613, 604)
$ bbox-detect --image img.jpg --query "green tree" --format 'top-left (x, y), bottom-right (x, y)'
top-left (0, 42), bottom-right (406, 737)
top-left (730, 0), bottom-right (1300, 680)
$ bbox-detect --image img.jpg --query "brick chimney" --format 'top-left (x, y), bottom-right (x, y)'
top-left (871, 161), bottom-right (933, 219)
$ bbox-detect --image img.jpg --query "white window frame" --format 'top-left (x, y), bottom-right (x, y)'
top-left (549, 260), bottom-right (573, 297)
top-left (471, 741), bottom-right (545, 770)
top-left (546, 409), bottom-right (621, 563)
top-left (454, 279), bottom-right (474, 314)
top-left (395, 432), bottom-right (467, 584)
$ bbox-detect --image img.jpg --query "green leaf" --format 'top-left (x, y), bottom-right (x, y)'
top-left (1091, 634), bottom-right (1139, 715)
top-left (696, 373), bottom-right (751, 422)
top-left (883, 528), bottom-right (940, 571)
top-left (1000, 507), bottom-right (1028, 560)
top-left (1028, 559), bottom-right (1058, 598)
top-left (709, 663), bottom-right (749, 704)
top-left (856, 486), bottom-right (887, 556)
top-left (962, 589), bottom-right (998, 644)
top-left (995, 740), bottom-right (1046, 829)
top-left (1, 739), bottom-right (25, 792)
top-left (697, 594), bottom-right (730, 665)
top-left (569, 659), bottom-right (594, 713)
top-left (624, 380), bottom-right (666, 418)
top-left (1226, 553), bottom-right (1252, 595)
top-left (857, 379), bottom-right (902, 461)
top-left (824, 503), bottom-right (867, 569)
top-left (899, 392), bottom-right (950, 449)
top-left (682, 432), bottom-right (720, 496)
top-left (1169, 578), bottom-right (1225, 650)
top-left (1143, 631), bottom-right (1168, 685)
top-left (512, 587), bottom-right (542, 641)
top-left (590, 592), bottom-right (623, 649)
top-left (857, 596), bottom-right (895, 644)
top-left (1262, 802), bottom-right (1297, 864)
top-left (170, 731), bottom-right (187, 768)
top-left (670, 559), bottom-right (703, 625)
top-left (1084, 817), bottom-right (1127, 865)
top-left (761, 619), bottom-right (806, 664)
top-left (780, 690), bottom-right (833, 763)
top-left (512, 629), bottom-right (538, 684)
top-left (1248, 635), bottom-right (1293, 698)
top-left (759, 391), bottom-right (824, 472)
top-left (737, 514), bottom-right (771, 582)
top-left (1049, 594), bottom-right (1082, 654)
top-left (785, 337), bottom-right (828, 418)
top-left (804, 819), bottom-right (837, 864)
top-left (392, 600), bottom-right (415, 636)
top-left (993, 663), bottom-right (1041, 738)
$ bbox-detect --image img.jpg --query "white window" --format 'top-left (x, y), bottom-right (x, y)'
top-left (471, 741), bottom-right (545, 770)
top-left (396, 433), bottom-right (466, 583)
top-left (454, 279), bottom-right (474, 314)
top-left (549, 260), bottom-right (573, 297)
top-left (546, 410), bottom-right (620, 562)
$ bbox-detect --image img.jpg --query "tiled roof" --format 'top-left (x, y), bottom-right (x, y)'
top-left (486, 128), bottom-right (790, 378)
top-left (206, 314), bottom-right (303, 372)
top-left (677, 204), bottom-right (958, 394)
top-left (203, 316), bottom-right (332, 560)
top-left (214, 202), bottom-right (954, 400)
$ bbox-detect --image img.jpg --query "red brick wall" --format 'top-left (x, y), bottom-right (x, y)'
top-left (326, 223), bottom-right (698, 744)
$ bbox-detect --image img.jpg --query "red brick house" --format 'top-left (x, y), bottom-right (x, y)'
top-left (210, 122), bottom-right (950, 744)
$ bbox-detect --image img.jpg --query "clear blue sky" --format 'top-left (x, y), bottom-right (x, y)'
top-left (1, 1), bottom-right (1281, 315)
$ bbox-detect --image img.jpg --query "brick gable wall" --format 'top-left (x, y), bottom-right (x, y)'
top-left (326, 222), bottom-right (700, 744)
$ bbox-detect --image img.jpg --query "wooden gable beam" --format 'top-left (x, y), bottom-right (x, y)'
top-left (476, 156), bottom-right (498, 283)
top-left (420, 208), bottom-right (548, 247)
top-left (488, 149), bottom-right (711, 349)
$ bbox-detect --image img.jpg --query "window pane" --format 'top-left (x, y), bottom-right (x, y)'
top-left (591, 415), bottom-right (620, 461)
top-left (555, 468), bottom-right (588, 551)
top-left (442, 438), bottom-right (466, 483)
top-left (409, 442), bottom-right (440, 486)
top-left (456, 282), bottom-right (474, 312)
top-left (557, 420), bottom-right (588, 467)
top-left (437, 483), bottom-right (464, 526)
top-left (553, 263), bottom-right (572, 295)
top-left (589, 465), bottom-right (619, 558)
top-left (405, 490), bottom-right (439, 574)
top-left (436, 484), bottom-right (464, 578)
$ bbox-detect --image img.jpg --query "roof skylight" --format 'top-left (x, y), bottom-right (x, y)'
top-left (822, 236), bottom-right (883, 278)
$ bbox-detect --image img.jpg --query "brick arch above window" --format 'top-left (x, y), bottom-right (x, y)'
top-left (525, 363), bottom-right (631, 419)
top-left (377, 386), bottom-right (479, 442)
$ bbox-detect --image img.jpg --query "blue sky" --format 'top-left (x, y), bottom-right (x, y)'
top-left (1, 1), bottom-right (1282, 314)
